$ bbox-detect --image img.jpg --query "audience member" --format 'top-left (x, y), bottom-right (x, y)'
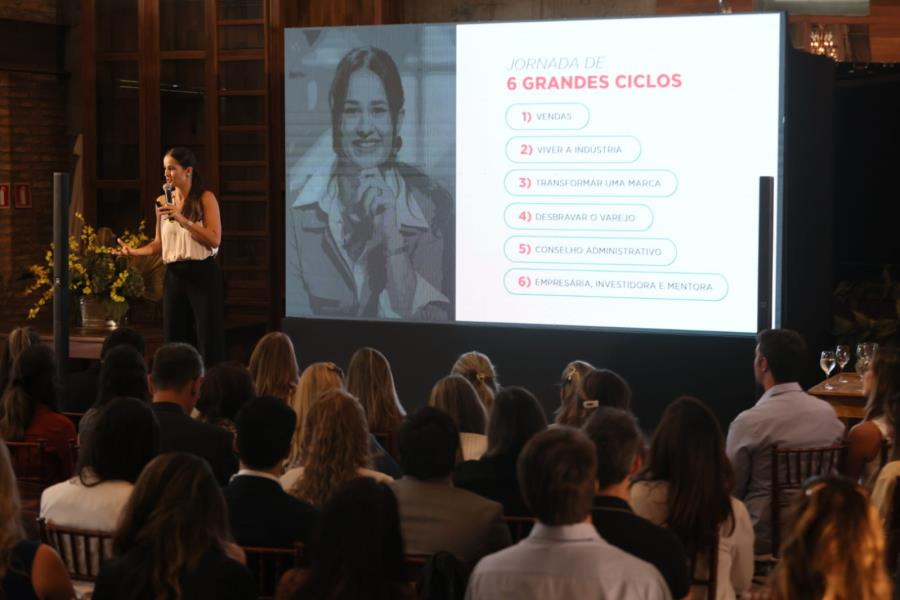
top-left (631, 396), bottom-right (753, 600)
top-left (276, 478), bottom-right (414, 600)
top-left (196, 361), bottom-right (256, 434)
top-left (0, 442), bottom-right (75, 599)
top-left (62, 327), bottom-right (145, 413)
top-left (451, 351), bottom-right (500, 413)
top-left (391, 406), bottom-right (510, 568)
top-left (581, 367), bottom-right (632, 410)
top-left (454, 386), bottom-right (547, 516)
top-left (346, 347), bottom-right (406, 434)
top-left (0, 326), bottom-right (40, 395)
top-left (248, 332), bottom-right (300, 403)
top-left (725, 329), bottom-right (845, 555)
top-left (41, 397), bottom-right (159, 531)
top-left (224, 396), bottom-right (318, 548)
top-left (430, 375), bottom-right (489, 461)
top-left (148, 343), bottom-right (238, 486)
top-left (467, 427), bottom-right (669, 600)
top-left (554, 359), bottom-right (594, 426)
top-left (283, 390), bottom-right (391, 506)
top-left (584, 407), bottom-right (690, 599)
top-left (92, 452), bottom-right (255, 600)
top-left (286, 361), bottom-right (345, 468)
top-left (846, 346), bottom-right (900, 485)
top-left (0, 344), bottom-right (76, 482)
top-left (769, 476), bottom-right (890, 600)
top-left (78, 345), bottom-right (149, 443)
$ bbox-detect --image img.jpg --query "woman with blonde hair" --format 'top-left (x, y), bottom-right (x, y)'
top-left (451, 351), bottom-right (500, 413)
top-left (0, 442), bottom-right (74, 598)
top-left (93, 452), bottom-right (254, 600)
top-left (429, 375), bottom-right (488, 461)
top-left (285, 362), bottom-right (345, 468)
top-left (282, 390), bottom-right (391, 507)
top-left (554, 360), bottom-right (595, 426)
top-left (346, 347), bottom-right (406, 434)
top-left (0, 326), bottom-right (40, 394)
top-left (248, 332), bottom-right (300, 403)
top-left (769, 476), bottom-right (890, 600)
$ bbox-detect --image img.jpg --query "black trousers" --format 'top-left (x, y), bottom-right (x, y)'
top-left (163, 257), bottom-right (225, 366)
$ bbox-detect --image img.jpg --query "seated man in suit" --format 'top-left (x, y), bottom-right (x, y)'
top-left (585, 407), bottom-right (690, 599)
top-left (726, 328), bottom-right (846, 555)
top-left (390, 406), bottom-right (511, 569)
top-left (148, 343), bottom-right (238, 485)
top-left (467, 427), bottom-right (670, 600)
top-left (223, 395), bottom-right (318, 548)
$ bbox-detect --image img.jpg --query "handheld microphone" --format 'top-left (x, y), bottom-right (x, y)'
top-left (162, 183), bottom-right (176, 221)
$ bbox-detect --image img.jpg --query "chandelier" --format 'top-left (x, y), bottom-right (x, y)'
top-left (809, 25), bottom-right (839, 60)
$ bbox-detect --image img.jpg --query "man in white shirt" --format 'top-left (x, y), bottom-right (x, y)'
top-left (726, 328), bottom-right (846, 555)
top-left (466, 427), bottom-right (670, 600)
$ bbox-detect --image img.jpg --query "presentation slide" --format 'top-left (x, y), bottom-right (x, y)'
top-left (284, 14), bottom-right (784, 335)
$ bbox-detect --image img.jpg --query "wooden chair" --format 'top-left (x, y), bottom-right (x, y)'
top-left (770, 443), bottom-right (846, 556)
top-left (38, 518), bottom-right (113, 582)
top-left (242, 545), bottom-right (299, 600)
top-left (689, 535), bottom-right (719, 600)
top-left (6, 440), bottom-right (51, 534)
top-left (503, 515), bottom-right (536, 543)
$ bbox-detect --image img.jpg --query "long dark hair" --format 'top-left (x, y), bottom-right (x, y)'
top-left (635, 396), bottom-right (735, 569)
top-left (429, 375), bottom-right (487, 435)
top-left (290, 478), bottom-right (407, 600)
top-left (866, 347), bottom-right (900, 459)
top-left (78, 397), bottom-right (159, 486)
top-left (346, 347), bottom-right (405, 433)
top-left (95, 345), bottom-right (149, 410)
top-left (0, 326), bottom-right (40, 395)
top-left (486, 386), bottom-right (547, 458)
top-left (0, 344), bottom-right (58, 440)
top-left (165, 146), bottom-right (205, 222)
top-left (113, 452), bottom-right (233, 600)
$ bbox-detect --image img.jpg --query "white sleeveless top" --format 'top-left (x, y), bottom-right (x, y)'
top-left (161, 216), bottom-right (217, 264)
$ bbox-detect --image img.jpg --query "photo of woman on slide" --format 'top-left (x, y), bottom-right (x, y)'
top-left (288, 45), bottom-right (453, 321)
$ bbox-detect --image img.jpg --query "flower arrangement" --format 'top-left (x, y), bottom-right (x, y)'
top-left (25, 213), bottom-right (148, 322)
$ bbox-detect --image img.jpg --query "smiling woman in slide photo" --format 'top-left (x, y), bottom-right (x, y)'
top-left (288, 46), bottom-right (453, 321)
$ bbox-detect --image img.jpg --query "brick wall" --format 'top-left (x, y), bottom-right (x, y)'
top-left (0, 70), bottom-right (69, 329)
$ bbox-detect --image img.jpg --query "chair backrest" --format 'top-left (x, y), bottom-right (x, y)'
top-left (887, 476), bottom-right (900, 573)
top-left (689, 535), bottom-right (719, 600)
top-left (418, 551), bottom-right (465, 600)
top-left (770, 443), bottom-right (846, 556)
top-left (242, 545), bottom-right (299, 600)
top-left (38, 518), bottom-right (114, 582)
top-left (5, 439), bottom-right (49, 484)
top-left (503, 515), bottom-right (535, 543)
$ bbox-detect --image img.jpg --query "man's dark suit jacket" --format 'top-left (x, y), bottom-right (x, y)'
top-left (223, 474), bottom-right (319, 548)
top-left (61, 363), bottom-right (101, 412)
top-left (152, 402), bottom-right (238, 486)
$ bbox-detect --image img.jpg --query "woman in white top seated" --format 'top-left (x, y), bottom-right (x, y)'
top-left (41, 397), bottom-right (159, 531)
top-left (282, 390), bottom-right (391, 507)
top-left (630, 396), bottom-right (754, 600)
top-left (428, 375), bottom-right (488, 461)
top-left (846, 347), bottom-right (900, 488)
top-left (117, 146), bottom-right (225, 366)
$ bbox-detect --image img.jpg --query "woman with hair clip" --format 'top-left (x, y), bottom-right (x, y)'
top-left (92, 452), bottom-right (254, 600)
top-left (345, 346), bottom-right (406, 435)
top-left (429, 375), bottom-right (489, 461)
top-left (630, 396), bottom-right (754, 600)
top-left (0, 442), bottom-right (74, 599)
top-left (282, 390), bottom-right (392, 507)
top-left (846, 346), bottom-right (900, 487)
top-left (289, 46), bottom-right (452, 320)
top-left (451, 351), bottom-right (500, 414)
top-left (0, 326), bottom-right (40, 394)
top-left (117, 147), bottom-right (225, 366)
top-left (554, 360), bottom-right (594, 427)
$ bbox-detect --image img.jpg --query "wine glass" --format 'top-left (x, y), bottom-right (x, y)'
top-left (835, 345), bottom-right (850, 383)
top-left (820, 350), bottom-right (836, 389)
